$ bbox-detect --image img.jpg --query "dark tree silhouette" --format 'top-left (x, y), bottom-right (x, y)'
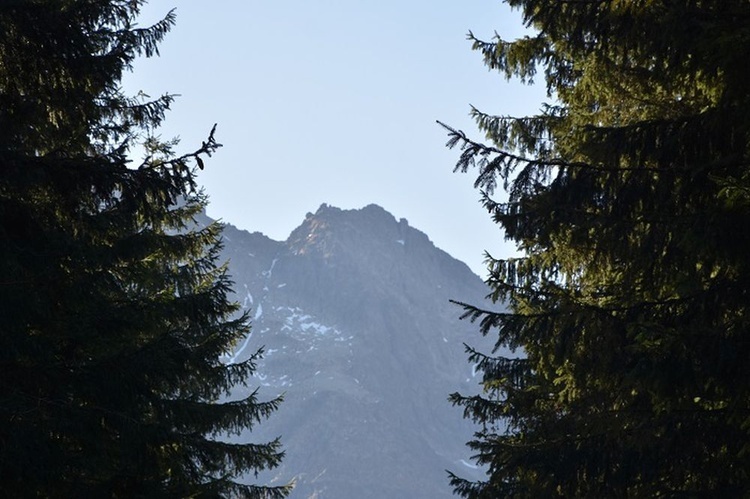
top-left (446, 1), bottom-right (750, 496)
top-left (0, 2), bottom-right (289, 496)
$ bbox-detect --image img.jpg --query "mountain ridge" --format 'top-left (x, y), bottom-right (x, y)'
top-left (212, 203), bottom-right (499, 498)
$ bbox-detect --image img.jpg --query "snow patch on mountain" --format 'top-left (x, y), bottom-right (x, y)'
top-left (262, 258), bottom-right (278, 278)
top-left (278, 306), bottom-right (348, 345)
top-left (241, 285), bottom-right (253, 309)
top-left (460, 459), bottom-right (479, 470)
top-left (222, 332), bottom-right (254, 365)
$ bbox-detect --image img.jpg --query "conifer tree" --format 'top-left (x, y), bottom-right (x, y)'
top-left (0, 2), bottom-right (289, 496)
top-left (445, 1), bottom-right (750, 496)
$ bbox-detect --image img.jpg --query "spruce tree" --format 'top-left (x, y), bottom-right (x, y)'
top-left (0, 2), bottom-right (289, 496)
top-left (445, 1), bottom-right (750, 496)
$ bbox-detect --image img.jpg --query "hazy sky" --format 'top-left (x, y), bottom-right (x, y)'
top-left (124, 1), bottom-right (547, 277)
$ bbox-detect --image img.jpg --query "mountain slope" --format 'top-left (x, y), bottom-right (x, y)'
top-left (218, 204), bottom-right (499, 498)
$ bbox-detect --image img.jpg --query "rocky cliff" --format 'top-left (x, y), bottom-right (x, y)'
top-left (217, 204), bottom-right (501, 498)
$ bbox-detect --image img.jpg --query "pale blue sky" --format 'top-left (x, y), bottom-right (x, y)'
top-left (124, 1), bottom-right (546, 277)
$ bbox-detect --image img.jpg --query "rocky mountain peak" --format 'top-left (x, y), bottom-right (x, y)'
top-left (216, 204), bottom-right (499, 498)
top-left (287, 203), bottom-right (416, 258)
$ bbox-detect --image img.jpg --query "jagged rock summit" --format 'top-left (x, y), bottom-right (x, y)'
top-left (218, 204), bottom-right (496, 498)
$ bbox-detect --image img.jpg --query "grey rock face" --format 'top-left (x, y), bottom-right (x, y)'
top-left (219, 204), bottom-right (499, 498)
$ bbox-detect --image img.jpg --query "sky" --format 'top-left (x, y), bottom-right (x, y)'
top-left (123, 1), bottom-right (547, 277)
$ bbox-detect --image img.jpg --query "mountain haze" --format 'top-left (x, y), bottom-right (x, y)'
top-left (216, 204), bottom-right (499, 498)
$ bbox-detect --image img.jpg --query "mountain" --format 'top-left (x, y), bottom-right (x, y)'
top-left (216, 204), bottom-right (501, 498)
